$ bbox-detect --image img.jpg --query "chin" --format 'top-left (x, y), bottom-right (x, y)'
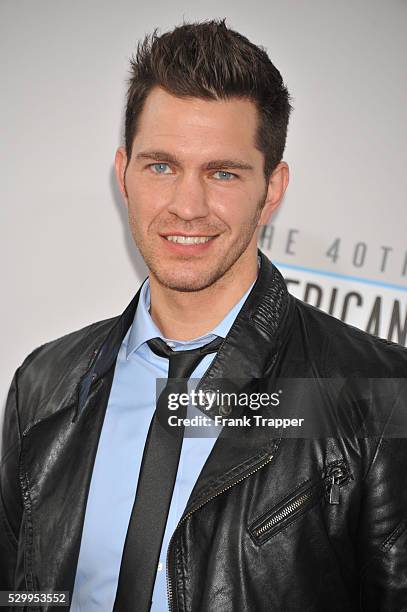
top-left (152, 265), bottom-right (224, 293)
top-left (156, 274), bottom-right (216, 293)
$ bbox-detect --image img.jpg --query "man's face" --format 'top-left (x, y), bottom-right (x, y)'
top-left (115, 86), bottom-right (288, 292)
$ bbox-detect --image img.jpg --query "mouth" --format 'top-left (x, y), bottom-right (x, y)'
top-left (160, 233), bottom-right (219, 253)
top-left (164, 234), bottom-right (216, 244)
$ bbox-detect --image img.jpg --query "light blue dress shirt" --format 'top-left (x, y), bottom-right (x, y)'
top-left (70, 274), bottom-right (256, 611)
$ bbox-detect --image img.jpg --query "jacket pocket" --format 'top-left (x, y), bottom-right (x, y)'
top-left (249, 460), bottom-right (351, 545)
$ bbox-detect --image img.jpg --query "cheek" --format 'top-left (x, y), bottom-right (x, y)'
top-left (127, 182), bottom-right (166, 225)
top-left (212, 182), bottom-right (261, 219)
top-left (212, 198), bottom-right (257, 231)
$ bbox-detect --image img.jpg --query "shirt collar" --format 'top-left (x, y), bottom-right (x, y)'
top-left (126, 257), bottom-right (260, 359)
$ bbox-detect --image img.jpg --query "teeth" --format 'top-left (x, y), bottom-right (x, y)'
top-left (165, 235), bottom-right (215, 244)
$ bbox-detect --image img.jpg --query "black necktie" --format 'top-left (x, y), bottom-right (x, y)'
top-left (113, 335), bottom-right (223, 612)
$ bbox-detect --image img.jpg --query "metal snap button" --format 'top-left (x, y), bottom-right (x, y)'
top-left (201, 389), bottom-right (216, 410)
top-left (219, 403), bottom-right (232, 416)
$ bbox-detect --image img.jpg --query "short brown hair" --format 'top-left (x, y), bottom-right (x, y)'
top-left (124, 18), bottom-right (293, 181)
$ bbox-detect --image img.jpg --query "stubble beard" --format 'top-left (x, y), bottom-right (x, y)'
top-left (128, 195), bottom-right (265, 293)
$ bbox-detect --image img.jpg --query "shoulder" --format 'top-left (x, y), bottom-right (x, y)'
top-left (19, 316), bottom-right (118, 373)
top-left (13, 316), bottom-right (119, 425)
top-left (290, 296), bottom-right (407, 377)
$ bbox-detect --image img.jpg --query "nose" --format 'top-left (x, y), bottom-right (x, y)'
top-left (166, 172), bottom-right (209, 220)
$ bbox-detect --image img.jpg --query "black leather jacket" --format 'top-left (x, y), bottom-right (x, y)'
top-left (1, 249), bottom-right (407, 611)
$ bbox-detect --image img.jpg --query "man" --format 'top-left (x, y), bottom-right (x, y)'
top-left (1, 18), bottom-right (406, 612)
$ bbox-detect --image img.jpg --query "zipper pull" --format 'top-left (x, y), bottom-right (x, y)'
top-left (328, 475), bottom-right (340, 505)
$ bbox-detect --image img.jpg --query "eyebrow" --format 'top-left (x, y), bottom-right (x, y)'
top-left (135, 149), bottom-right (254, 172)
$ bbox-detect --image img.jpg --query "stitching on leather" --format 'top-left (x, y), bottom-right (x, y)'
top-left (198, 259), bottom-right (289, 387)
top-left (20, 471), bottom-right (34, 591)
top-left (173, 535), bottom-right (183, 612)
top-left (188, 440), bottom-right (278, 511)
top-left (380, 518), bottom-right (407, 553)
top-left (19, 437), bottom-right (36, 593)
top-left (179, 531), bottom-right (187, 612)
top-left (250, 266), bottom-right (288, 340)
top-left (360, 518), bottom-right (407, 584)
top-left (185, 455), bottom-right (264, 512)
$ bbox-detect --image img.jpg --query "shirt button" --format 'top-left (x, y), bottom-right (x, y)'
top-left (157, 561), bottom-right (163, 571)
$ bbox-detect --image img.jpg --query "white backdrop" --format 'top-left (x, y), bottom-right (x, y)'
top-left (1, 0), bottom-right (406, 420)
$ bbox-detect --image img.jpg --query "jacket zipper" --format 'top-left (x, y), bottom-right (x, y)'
top-left (166, 452), bottom-right (274, 611)
top-left (326, 463), bottom-right (347, 505)
top-left (255, 490), bottom-right (312, 537)
top-left (253, 462), bottom-right (348, 540)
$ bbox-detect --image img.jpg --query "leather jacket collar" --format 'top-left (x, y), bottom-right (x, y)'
top-left (75, 248), bottom-right (294, 421)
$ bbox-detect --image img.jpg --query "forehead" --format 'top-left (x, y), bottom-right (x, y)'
top-left (132, 86), bottom-right (261, 160)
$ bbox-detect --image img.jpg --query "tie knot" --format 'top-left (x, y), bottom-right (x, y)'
top-left (146, 337), bottom-right (174, 359)
top-left (146, 336), bottom-right (223, 380)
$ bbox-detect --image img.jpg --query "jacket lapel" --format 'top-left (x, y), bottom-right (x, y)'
top-left (181, 252), bottom-right (294, 513)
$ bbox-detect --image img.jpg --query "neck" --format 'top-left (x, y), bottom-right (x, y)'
top-left (148, 254), bottom-right (258, 341)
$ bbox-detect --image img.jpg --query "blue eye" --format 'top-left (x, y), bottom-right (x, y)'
top-left (214, 170), bottom-right (235, 180)
top-left (151, 163), bottom-right (170, 174)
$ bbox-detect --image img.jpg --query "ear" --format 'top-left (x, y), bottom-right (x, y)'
top-left (258, 161), bottom-right (289, 226)
top-left (114, 146), bottom-right (129, 208)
